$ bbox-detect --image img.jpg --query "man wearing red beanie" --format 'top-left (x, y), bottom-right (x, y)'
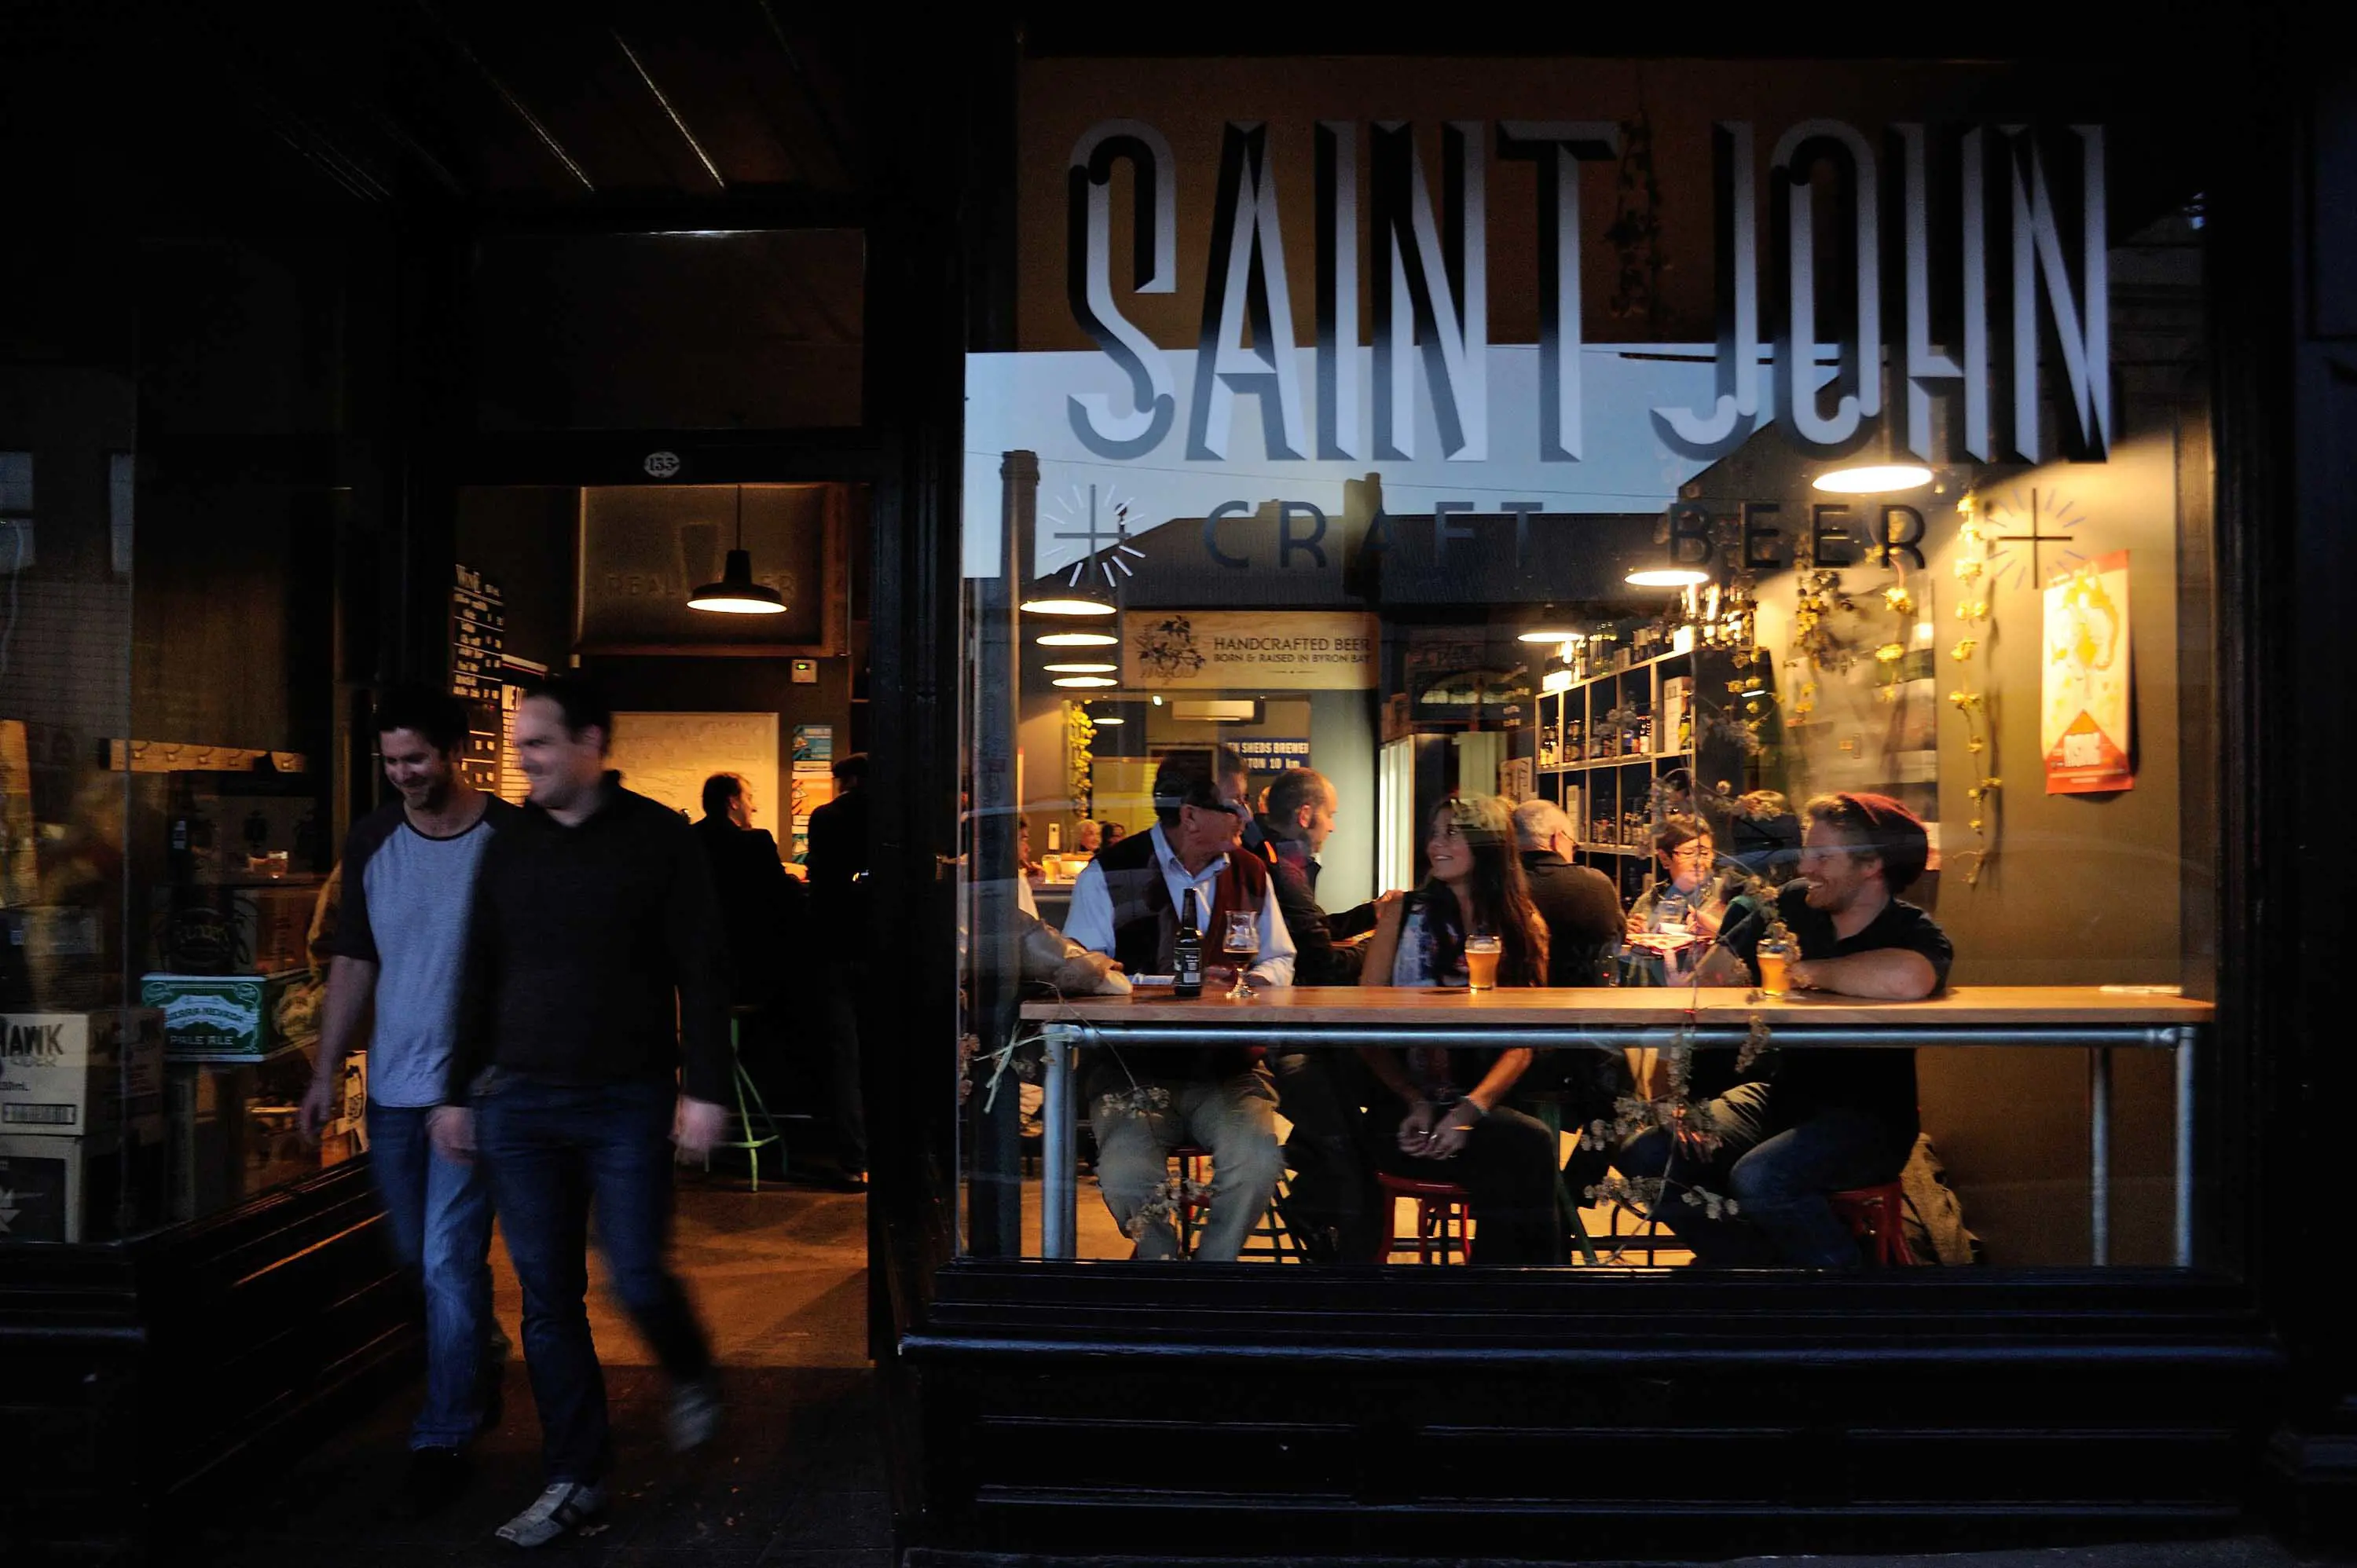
top-left (1615, 793), bottom-right (1952, 1267)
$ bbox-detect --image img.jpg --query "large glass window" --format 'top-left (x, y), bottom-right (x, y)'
top-left (958, 55), bottom-right (2218, 1272)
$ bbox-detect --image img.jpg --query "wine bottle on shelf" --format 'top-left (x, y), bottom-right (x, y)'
top-left (1175, 888), bottom-right (1204, 998)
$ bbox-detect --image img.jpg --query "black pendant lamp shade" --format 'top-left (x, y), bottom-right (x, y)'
top-left (689, 487), bottom-right (786, 614)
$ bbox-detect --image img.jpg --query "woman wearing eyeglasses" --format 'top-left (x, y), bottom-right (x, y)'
top-left (1624, 815), bottom-right (1753, 988)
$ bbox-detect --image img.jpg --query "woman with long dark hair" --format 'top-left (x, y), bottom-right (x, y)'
top-left (1354, 795), bottom-right (1560, 1264)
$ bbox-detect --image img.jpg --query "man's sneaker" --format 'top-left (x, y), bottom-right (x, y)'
top-left (388, 1447), bottom-right (469, 1519)
top-left (494, 1481), bottom-right (608, 1549)
top-left (668, 1376), bottom-right (724, 1453)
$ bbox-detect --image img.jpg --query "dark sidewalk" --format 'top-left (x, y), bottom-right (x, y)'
top-left (168, 1171), bottom-right (2344, 1568)
top-left (183, 1176), bottom-right (886, 1568)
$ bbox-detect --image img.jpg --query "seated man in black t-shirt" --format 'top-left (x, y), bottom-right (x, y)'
top-left (1614, 793), bottom-right (1952, 1267)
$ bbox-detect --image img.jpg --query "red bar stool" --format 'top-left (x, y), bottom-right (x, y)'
top-left (1829, 1181), bottom-right (1915, 1266)
top-left (1373, 1171), bottom-right (1472, 1264)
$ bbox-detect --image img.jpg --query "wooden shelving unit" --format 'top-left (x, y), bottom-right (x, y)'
top-left (1530, 644), bottom-right (1753, 900)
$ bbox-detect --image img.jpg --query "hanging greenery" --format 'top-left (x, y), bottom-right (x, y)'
top-left (1946, 495), bottom-right (2003, 887)
top-left (1065, 702), bottom-right (1097, 820)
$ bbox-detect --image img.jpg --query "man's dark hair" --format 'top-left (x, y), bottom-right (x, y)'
top-left (1150, 749), bottom-right (1230, 829)
top-left (376, 683), bottom-right (470, 756)
top-left (701, 772), bottom-right (746, 818)
top-left (525, 674), bottom-right (615, 753)
top-left (1803, 792), bottom-right (1931, 892)
top-left (1264, 767), bottom-right (1329, 828)
top-left (832, 752), bottom-right (868, 787)
top-left (1212, 743), bottom-right (1247, 786)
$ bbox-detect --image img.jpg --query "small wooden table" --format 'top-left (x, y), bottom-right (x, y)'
top-left (1015, 986), bottom-right (2214, 1265)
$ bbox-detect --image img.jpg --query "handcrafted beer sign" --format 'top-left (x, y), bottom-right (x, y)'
top-left (1064, 118), bottom-right (2106, 468)
top-left (1124, 610), bottom-right (1379, 691)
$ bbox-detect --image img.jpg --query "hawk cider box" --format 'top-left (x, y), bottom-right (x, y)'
top-left (0, 1009), bottom-right (166, 1139)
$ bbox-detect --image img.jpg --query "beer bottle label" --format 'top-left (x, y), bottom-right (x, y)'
top-left (1175, 888), bottom-right (1204, 998)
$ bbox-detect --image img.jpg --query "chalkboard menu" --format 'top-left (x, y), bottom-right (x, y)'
top-left (576, 484), bottom-right (843, 655)
top-left (451, 566), bottom-right (505, 795)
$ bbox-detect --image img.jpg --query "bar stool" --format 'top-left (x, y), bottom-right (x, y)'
top-left (1829, 1181), bottom-right (1914, 1266)
top-left (705, 1006), bottom-right (786, 1192)
top-left (1170, 1145), bottom-right (1299, 1261)
top-left (1521, 1093), bottom-right (1603, 1266)
top-left (1373, 1171), bottom-right (1472, 1264)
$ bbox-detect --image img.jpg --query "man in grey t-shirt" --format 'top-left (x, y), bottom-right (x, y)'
top-left (299, 685), bottom-right (517, 1517)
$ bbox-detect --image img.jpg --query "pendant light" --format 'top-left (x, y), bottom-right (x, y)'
top-left (1812, 419), bottom-right (1933, 495)
top-left (688, 486), bottom-right (786, 614)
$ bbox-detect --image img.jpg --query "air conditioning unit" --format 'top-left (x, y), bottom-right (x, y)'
top-left (1169, 699), bottom-right (1262, 724)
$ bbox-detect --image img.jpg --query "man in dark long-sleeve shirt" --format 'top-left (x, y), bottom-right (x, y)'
top-left (431, 678), bottom-right (728, 1550)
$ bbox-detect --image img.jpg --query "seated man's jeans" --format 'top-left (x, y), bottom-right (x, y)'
top-left (476, 1075), bottom-right (715, 1485)
top-left (1088, 1067), bottom-right (1283, 1262)
top-left (368, 1100), bottom-right (500, 1451)
top-left (1615, 1081), bottom-right (1905, 1267)
top-left (1358, 1091), bottom-right (1560, 1265)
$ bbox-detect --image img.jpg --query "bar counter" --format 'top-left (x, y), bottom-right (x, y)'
top-left (1019, 986), bottom-right (2212, 1265)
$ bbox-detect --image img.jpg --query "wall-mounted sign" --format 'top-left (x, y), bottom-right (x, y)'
top-left (1124, 610), bottom-right (1377, 691)
top-left (577, 484), bottom-right (845, 656)
top-left (966, 57), bottom-right (2126, 581)
top-left (607, 713), bottom-right (778, 826)
top-left (2042, 550), bottom-right (2134, 794)
top-left (1227, 737), bottom-right (1310, 769)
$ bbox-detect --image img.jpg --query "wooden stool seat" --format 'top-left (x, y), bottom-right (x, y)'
top-left (1375, 1171), bottom-right (1472, 1264)
top-left (1829, 1181), bottom-right (1913, 1266)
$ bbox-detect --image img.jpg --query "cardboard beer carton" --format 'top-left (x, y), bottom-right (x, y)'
top-left (0, 1009), bottom-right (166, 1140)
top-left (152, 881), bottom-right (321, 976)
top-left (141, 973), bottom-right (310, 1061)
top-left (0, 1126), bottom-right (166, 1244)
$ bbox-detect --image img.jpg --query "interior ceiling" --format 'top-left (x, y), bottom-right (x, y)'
top-left (200, 2), bottom-right (864, 209)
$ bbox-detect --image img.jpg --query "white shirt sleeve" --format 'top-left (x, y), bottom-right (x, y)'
top-left (1061, 859), bottom-right (1115, 957)
top-left (1248, 873), bottom-right (1297, 988)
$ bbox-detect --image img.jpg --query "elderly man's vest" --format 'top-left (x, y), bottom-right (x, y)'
top-left (1083, 827), bottom-right (1267, 1086)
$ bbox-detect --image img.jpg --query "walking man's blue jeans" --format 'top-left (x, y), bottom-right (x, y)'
top-left (368, 1100), bottom-right (499, 1451)
top-left (475, 1075), bottom-right (714, 1486)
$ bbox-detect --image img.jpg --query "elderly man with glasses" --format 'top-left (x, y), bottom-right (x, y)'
top-left (1061, 749), bottom-right (1296, 1261)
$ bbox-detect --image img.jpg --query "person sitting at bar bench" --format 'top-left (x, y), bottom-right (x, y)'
top-left (1615, 793), bottom-right (1952, 1268)
top-left (1354, 796), bottom-right (1560, 1265)
top-left (1256, 765), bottom-right (1383, 1262)
top-left (1062, 750), bottom-right (1294, 1261)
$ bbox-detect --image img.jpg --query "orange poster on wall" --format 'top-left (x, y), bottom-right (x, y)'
top-left (2041, 550), bottom-right (2134, 794)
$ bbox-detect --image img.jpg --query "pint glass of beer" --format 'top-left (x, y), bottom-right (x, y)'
top-left (1756, 937), bottom-right (1794, 996)
top-left (1464, 934), bottom-right (1503, 991)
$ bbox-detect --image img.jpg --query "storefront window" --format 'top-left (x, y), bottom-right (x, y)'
top-left (3, 199), bottom-right (384, 1246)
top-left (959, 55), bottom-right (2218, 1271)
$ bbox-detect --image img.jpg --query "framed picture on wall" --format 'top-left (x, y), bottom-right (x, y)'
top-left (575, 483), bottom-right (847, 657)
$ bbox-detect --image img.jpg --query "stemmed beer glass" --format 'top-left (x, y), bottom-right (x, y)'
top-left (1222, 910), bottom-right (1259, 1000)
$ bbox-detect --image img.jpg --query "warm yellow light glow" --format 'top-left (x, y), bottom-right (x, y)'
top-left (1811, 463), bottom-right (1934, 494)
top-left (1091, 715), bottom-right (1125, 725)
top-left (1037, 630), bottom-right (1119, 647)
top-left (687, 592), bottom-right (787, 614)
top-left (1517, 627), bottom-right (1581, 643)
top-left (1625, 567), bottom-right (1713, 588)
top-left (1021, 597), bottom-right (1117, 616)
top-left (1042, 662), bottom-right (1116, 674)
top-left (1052, 675), bottom-right (1119, 687)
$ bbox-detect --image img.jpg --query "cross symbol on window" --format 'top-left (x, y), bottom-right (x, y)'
top-left (1990, 487), bottom-right (2084, 590)
top-left (1052, 484), bottom-right (1146, 588)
